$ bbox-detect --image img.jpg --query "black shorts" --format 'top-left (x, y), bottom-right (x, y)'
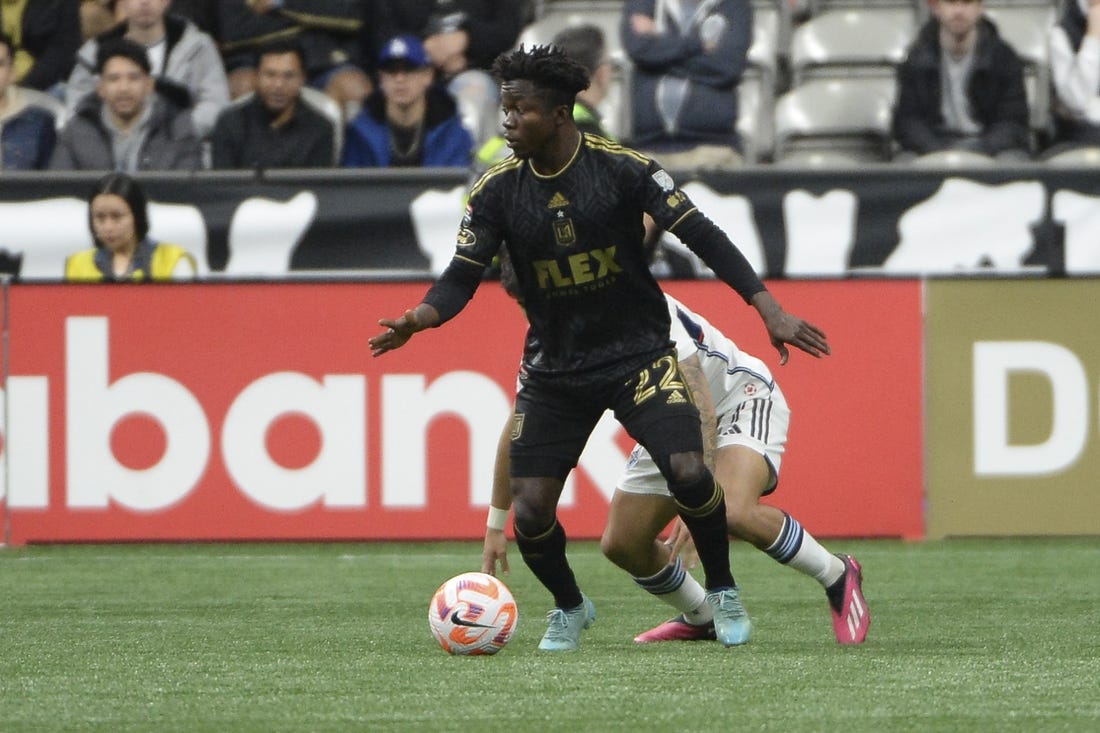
top-left (510, 349), bottom-right (704, 480)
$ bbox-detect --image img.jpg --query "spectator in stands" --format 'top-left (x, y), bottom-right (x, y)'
top-left (621, 0), bottom-right (752, 170)
top-left (66, 171), bottom-right (197, 281)
top-left (475, 23), bottom-right (615, 170)
top-left (371, 1), bottom-right (525, 146)
top-left (0, 31), bottom-right (56, 170)
top-left (343, 34), bottom-right (472, 168)
top-left (1047, 0), bottom-right (1100, 153)
top-left (0, 0), bottom-right (82, 94)
top-left (210, 40), bottom-right (336, 169)
top-left (893, 0), bottom-right (1030, 161)
top-left (552, 24), bottom-right (616, 140)
top-left (50, 38), bottom-right (201, 171)
top-left (67, 0), bottom-right (228, 138)
top-left (81, 2), bottom-right (124, 43)
top-left (216, 0), bottom-right (371, 121)
top-left (167, 0), bottom-right (217, 36)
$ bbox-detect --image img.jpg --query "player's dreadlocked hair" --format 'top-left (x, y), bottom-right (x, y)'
top-left (492, 44), bottom-right (590, 110)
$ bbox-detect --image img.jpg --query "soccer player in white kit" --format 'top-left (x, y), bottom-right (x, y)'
top-left (483, 293), bottom-right (870, 645)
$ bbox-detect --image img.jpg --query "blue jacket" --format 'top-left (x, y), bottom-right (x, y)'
top-left (1, 105), bottom-right (56, 170)
top-left (342, 86), bottom-right (473, 168)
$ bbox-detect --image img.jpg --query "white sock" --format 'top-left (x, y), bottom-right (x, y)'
top-left (633, 556), bottom-right (712, 624)
top-left (765, 512), bottom-right (845, 587)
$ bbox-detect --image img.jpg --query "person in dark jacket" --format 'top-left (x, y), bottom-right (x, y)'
top-left (621, 0), bottom-right (752, 170)
top-left (216, 0), bottom-right (370, 119)
top-left (342, 35), bottom-right (472, 168)
top-left (50, 38), bottom-right (200, 171)
top-left (892, 0), bottom-right (1030, 161)
top-left (0, 0), bottom-right (82, 92)
top-left (0, 31), bottom-right (55, 170)
top-left (211, 40), bottom-right (336, 168)
top-left (370, 0), bottom-right (524, 75)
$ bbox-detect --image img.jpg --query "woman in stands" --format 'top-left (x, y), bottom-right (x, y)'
top-left (65, 172), bottom-right (197, 281)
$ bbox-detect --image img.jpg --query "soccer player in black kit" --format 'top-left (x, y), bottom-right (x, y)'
top-left (369, 45), bottom-right (830, 651)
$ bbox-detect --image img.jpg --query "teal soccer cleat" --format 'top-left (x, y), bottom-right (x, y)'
top-left (538, 594), bottom-right (596, 651)
top-left (705, 586), bottom-right (752, 647)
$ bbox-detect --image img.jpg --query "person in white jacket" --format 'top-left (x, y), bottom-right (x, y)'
top-left (65, 0), bottom-right (228, 138)
top-left (1048, 0), bottom-right (1100, 151)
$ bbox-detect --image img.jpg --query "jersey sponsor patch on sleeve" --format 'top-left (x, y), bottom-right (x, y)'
top-left (652, 169), bottom-right (676, 192)
top-left (457, 227), bottom-right (477, 246)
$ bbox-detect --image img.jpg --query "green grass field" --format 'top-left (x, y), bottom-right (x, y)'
top-left (1, 538), bottom-right (1097, 732)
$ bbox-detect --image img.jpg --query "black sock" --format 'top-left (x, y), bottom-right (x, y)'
top-left (514, 519), bottom-right (583, 609)
top-left (825, 572), bottom-right (845, 613)
top-left (669, 471), bottom-right (735, 590)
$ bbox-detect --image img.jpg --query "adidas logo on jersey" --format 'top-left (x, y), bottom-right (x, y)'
top-left (666, 390), bottom-right (687, 404)
top-left (547, 192), bottom-right (571, 209)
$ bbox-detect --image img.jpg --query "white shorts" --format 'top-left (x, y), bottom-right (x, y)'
top-left (616, 379), bottom-right (790, 497)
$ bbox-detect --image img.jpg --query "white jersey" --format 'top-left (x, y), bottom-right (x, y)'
top-left (618, 294), bottom-right (790, 496)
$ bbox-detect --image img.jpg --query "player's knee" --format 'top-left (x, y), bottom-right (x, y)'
top-left (599, 529), bottom-right (629, 568)
top-left (658, 451), bottom-right (707, 486)
top-left (511, 500), bottom-right (549, 536)
top-left (600, 530), bottom-right (650, 575)
top-left (510, 480), bottom-right (556, 535)
top-left (725, 505), bottom-right (749, 539)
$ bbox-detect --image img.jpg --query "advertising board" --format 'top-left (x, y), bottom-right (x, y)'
top-left (1, 280), bottom-right (923, 544)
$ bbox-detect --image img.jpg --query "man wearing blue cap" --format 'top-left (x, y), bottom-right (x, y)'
top-left (342, 34), bottom-right (473, 167)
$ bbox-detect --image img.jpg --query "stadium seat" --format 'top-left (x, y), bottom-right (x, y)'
top-left (983, 4), bottom-right (1058, 140)
top-left (737, 76), bottom-right (767, 163)
top-left (805, 0), bottom-right (922, 14)
top-left (518, 2), bottom-right (625, 58)
top-left (909, 149), bottom-right (998, 168)
top-left (788, 7), bottom-right (918, 87)
top-left (299, 87), bottom-right (345, 165)
top-left (771, 149), bottom-right (875, 168)
top-left (752, 0), bottom-right (793, 60)
top-left (741, 2), bottom-right (785, 162)
top-left (517, 1), bottom-right (632, 139)
top-left (772, 78), bottom-right (896, 164)
top-left (1043, 146), bottom-right (1100, 166)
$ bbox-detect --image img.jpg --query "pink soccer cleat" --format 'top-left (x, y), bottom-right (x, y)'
top-left (827, 554), bottom-right (870, 644)
top-left (633, 615), bottom-right (717, 644)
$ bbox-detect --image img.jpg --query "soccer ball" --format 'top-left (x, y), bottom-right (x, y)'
top-left (428, 571), bottom-right (518, 655)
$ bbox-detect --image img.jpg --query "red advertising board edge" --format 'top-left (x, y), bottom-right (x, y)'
top-left (2, 280), bottom-right (924, 544)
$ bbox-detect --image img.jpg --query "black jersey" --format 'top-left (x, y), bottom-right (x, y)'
top-left (423, 134), bottom-right (765, 380)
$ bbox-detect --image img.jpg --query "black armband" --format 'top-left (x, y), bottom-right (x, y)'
top-left (671, 211), bottom-right (766, 303)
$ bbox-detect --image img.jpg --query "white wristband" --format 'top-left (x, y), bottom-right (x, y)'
top-left (486, 506), bottom-right (509, 531)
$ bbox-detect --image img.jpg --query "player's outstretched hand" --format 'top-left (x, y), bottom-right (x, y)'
top-left (481, 529), bottom-right (510, 577)
top-left (369, 309), bottom-right (421, 357)
top-left (752, 291), bottom-right (830, 366)
top-left (765, 310), bottom-right (830, 366)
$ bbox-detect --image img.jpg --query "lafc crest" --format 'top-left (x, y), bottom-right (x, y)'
top-left (553, 211), bottom-right (576, 246)
top-left (548, 192), bottom-right (575, 246)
